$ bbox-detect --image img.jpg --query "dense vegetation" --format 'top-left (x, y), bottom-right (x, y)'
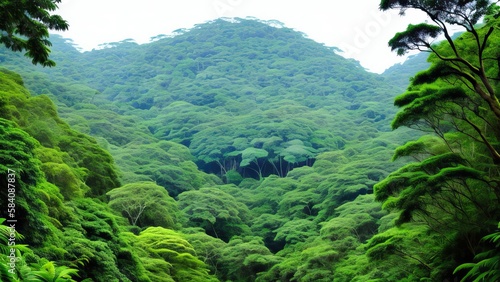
top-left (0, 1), bottom-right (499, 281)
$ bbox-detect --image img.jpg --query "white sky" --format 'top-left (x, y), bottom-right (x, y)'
top-left (52, 0), bottom-right (431, 73)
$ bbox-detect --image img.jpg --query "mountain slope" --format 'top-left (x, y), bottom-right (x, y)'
top-left (0, 18), bottom-right (407, 180)
top-left (0, 16), bottom-right (438, 281)
top-left (382, 52), bottom-right (430, 89)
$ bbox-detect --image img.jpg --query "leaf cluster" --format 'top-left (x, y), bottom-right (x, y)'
top-left (0, 0), bottom-right (68, 66)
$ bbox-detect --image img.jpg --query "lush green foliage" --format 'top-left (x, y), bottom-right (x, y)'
top-left (178, 187), bottom-right (251, 242)
top-left (454, 221), bottom-right (500, 282)
top-left (107, 182), bottom-right (181, 228)
top-left (2, 9), bottom-right (497, 281)
top-left (0, 217), bottom-right (80, 282)
top-left (1, 18), bottom-right (400, 181)
top-left (127, 227), bottom-right (218, 281)
top-left (0, 0), bottom-right (68, 66)
top-left (374, 1), bottom-right (500, 280)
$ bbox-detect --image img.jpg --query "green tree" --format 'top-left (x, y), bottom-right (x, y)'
top-left (274, 219), bottom-right (317, 245)
top-left (178, 187), bottom-right (251, 242)
top-left (106, 182), bottom-right (180, 228)
top-left (182, 229), bottom-right (227, 278)
top-left (61, 198), bottom-right (145, 281)
top-left (239, 147), bottom-right (269, 179)
top-left (218, 236), bottom-right (279, 282)
top-left (376, 1), bottom-right (500, 280)
top-left (130, 227), bottom-right (219, 282)
top-left (0, 0), bottom-right (68, 66)
top-left (380, 0), bottom-right (500, 163)
top-left (377, 1), bottom-right (500, 222)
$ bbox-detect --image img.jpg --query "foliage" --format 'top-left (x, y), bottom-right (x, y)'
top-left (0, 68), bottom-right (120, 198)
top-left (178, 187), bottom-right (251, 242)
top-left (0, 68), bottom-right (145, 281)
top-left (62, 198), bottom-right (147, 281)
top-left (182, 229), bottom-right (227, 278)
top-left (130, 227), bottom-right (219, 282)
top-left (0, 218), bottom-right (80, 282)
top-left (274, 219), bottom-right (317, 245)
top-left (0, 18), bottom-right (401, 180)
top-left (0, 14), bottom-right (460, 281)
top-left (376, 1), bottom-right (500, 280)
top-left (0, 117), bottom-right (66, 246)
top-left (218, 236), bottom-right (279, 282)
top-left (109, 141), bottom-right (219, 197)
top-left (0, 0), bottom-right (68, 66)
top-left (107, 181), bottom-right (180, 228)
top-left (29, 262), bottom-right (79, 282)
top-left (454, 221), bottom-right (500, 282)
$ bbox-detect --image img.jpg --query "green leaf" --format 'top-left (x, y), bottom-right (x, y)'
top-left (240, 147), bottom-right (269, 167)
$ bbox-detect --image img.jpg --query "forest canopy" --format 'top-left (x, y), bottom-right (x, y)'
top-left (0, 2), bottom-right (499, 281)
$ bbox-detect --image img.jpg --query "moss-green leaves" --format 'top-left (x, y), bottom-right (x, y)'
top-left (376, 4), bottom-right (500, 279)
top-left (131, 227), bottom-right (218, 282)
top-left (240, 148), bottom-right (269, 167)
top-left (389, 23), bottom-right (442, 55)
top-left (391, 86), bottom-right (468, 130)
top-left (178, 187), bottom-right (251, 242)
top-left (107, 182), bottom-right (180, 228)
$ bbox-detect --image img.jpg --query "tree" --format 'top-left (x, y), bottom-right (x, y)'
top-left (218, 236), bottom-right (279, 282)
top-left (178, 187), bottom-right (251, 242)
top-left (183, 229), bottom-right (227, 278)
top-left (130, 227), bottom-right (219, 282)
top-left (106, 182), bottom-right (180, 228)
top-left (377, 0), bottom-right (500, 225)
top-left (0, 0), bottom-right (68, 67)
top-left (239, 147), bottom-right (269, 179)
top-left (376, 1), bottom-right (500, 280)
top-left (380, 0), bottom-right (500, 163)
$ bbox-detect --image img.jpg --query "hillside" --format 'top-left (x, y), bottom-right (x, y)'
top-left (382, 52), bottom-right (430, 88)
top-left (2, 13), bottom-right (497, 281)
top-left (0, 18), bottom-right (409, 182)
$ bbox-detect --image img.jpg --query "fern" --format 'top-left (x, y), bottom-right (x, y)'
top-left (454, 222), bottom-right (500, 282)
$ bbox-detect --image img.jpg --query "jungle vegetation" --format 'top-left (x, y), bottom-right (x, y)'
top-left (0, 0), bottom-right (499, 281)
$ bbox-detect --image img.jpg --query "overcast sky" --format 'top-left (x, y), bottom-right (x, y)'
top-left (53, 0), bottom-right (430, 73)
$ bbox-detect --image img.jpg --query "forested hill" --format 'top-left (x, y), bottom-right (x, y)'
top-left (5, 15), bottom-right (492, 281)
top-left (381, 52), bottom-right (430, 88)
top-left (0, 18), bottom-right (407, 181)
